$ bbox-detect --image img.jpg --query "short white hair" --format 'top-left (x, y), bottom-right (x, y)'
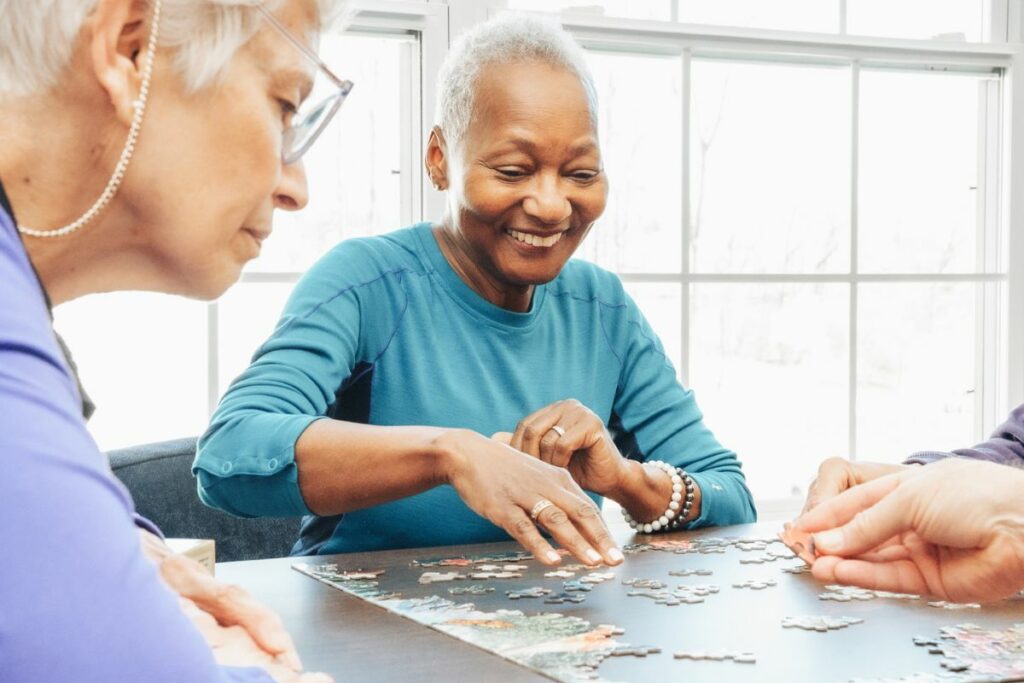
top-left (0, 0), bottom-right (347, 98)
top-left (434, 12), bottom-right (599, 148)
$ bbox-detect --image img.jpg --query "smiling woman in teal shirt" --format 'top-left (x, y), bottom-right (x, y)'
top-left (195, 14), bottom-right (756, 563)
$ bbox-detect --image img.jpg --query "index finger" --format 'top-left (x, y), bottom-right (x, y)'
top-left (792, 472), bottom-right (902, 534)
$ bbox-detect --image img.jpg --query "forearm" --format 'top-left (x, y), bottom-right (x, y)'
top-left (295, 419), bottom-right (466, 516)
top-left (607, 460), bottom-right (702, 526)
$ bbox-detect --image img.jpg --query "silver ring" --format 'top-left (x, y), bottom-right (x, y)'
top-left (530, 499), bottom-right (554, 521)
top-left (550, 425), bottom-right (566, 438)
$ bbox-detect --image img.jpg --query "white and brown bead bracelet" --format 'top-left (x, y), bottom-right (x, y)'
top-left (621, 460), bottom-right (695, 534)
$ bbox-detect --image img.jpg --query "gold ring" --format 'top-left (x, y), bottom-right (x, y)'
top-left (530, 499), bottom-right (554, 521)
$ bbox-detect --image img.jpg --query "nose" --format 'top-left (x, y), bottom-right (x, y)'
top-left (522, 173), bottom-right (572, 226)
top-left (274, 159), bottom-right (309, 212)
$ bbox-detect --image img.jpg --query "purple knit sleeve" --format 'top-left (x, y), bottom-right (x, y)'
top-left (904, 404), bottom-right (1024, 468)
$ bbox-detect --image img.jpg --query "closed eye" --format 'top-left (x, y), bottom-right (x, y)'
top-left (496, 167), bottom-right (529, 179)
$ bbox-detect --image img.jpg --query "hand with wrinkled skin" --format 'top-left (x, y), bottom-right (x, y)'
top-left (440, 428), bottom-right (624, 567)
top-left (503, 399), bottom-right (629, 497)
top-left (791, 458), bottom-right (1024, 603)
top-left (138, 529), bottom-right (313, 674)
top-left (496, 399), bottom-right (701, 527)
top-left (801, 457), bottom-right (912, 514)
top-left (178, 597), bottom-right (332, 683)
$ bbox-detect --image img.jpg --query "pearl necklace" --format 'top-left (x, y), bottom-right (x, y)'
top-left (18, 0), bottom-right (163, 238)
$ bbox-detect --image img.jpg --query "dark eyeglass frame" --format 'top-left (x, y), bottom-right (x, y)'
top-left (255, 4), bottom-right (354, 165)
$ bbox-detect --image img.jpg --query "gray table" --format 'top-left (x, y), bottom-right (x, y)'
top-left (217, 522), bottom-right (1024, 682)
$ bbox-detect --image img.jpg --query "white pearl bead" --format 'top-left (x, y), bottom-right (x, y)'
top-left (651, 520), bottom-right (662, 531)
top-left (665, 509), bottom-right (675, 519)
top-left (658, 516), bottom-right (669, 526)
top-left (669, 501), bottom-right (680, 511)
top-left (672, 483), bottom-right (682, 493)
top-left (671, 492), bottom-right (682, 502)
top-left (643, 523), bottom-right (653, 534)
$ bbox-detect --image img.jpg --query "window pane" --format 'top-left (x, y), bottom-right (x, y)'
top-left (579, 51), bottom-right (683, 273)
top-left (250, 33), bottom-right (409, 273)
top-left (857, 283), bottom-right (977, 462)
top-left (216, 282), bottom-right (295, 395)
top-left (690, 60), bottom-right (850, 274)
top-left (507, 0), bottom-right (673, 21)
top-left (847, 0), bottom-right (985, 42)
top-left (859, 70), bottom-right (984, 273)
top-left (53, 293), bottom-right (209, 451)
top-left (622, 281), bottom-right (683, 374)
top-left (689, 284), bottom-right (849, 500)
top-left (680, 0), bottom-right (839, 33)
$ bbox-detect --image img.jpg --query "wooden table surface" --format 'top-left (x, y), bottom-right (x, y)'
top-left (217, 522), bottom-right (1024, 682)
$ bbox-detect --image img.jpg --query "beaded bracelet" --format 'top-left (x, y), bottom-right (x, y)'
top-left (621, 460), bottom-right (695, 534)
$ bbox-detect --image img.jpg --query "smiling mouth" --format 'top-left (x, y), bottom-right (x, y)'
top-left (505, 228), bottom-right (564, 248)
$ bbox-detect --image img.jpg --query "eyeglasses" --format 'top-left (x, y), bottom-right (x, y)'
top-left (255, 4), bottom-right (354, 165)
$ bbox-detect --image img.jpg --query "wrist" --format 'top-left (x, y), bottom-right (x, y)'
top-left (429, 428), bottom-right (475, 486)
top-left (620, 461), bottom-right (696, 533)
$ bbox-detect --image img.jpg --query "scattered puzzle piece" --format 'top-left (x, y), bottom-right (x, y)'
top-left (782, 615), bottom-right (864, 632)
top-left (544, 569), bottom-right (576, 579)
top-left (544, 592), bottom-right (587, 604)
top-left (674, 649), bottom-right (756, 663)
top-left (447, 584), bottom-right (495, 596)
top-left (506, 587), bottom-right (552, 600)
top-left (733, 579), bottom-right (776, 590)
top-left (418, 571), bottom-right (467, 584)
top-left (668, 568), bottom-right (713, 577)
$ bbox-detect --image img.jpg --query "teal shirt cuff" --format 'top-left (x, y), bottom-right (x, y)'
top-left (684, 470), bottom-right (757, 529)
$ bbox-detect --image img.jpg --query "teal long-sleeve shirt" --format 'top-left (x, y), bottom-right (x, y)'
top-left (195, 224), bottom-right (755, 555)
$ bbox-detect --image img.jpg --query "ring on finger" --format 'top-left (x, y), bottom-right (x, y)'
top-left (549, 425), bottom-right (566, 438)
top-left (530, 499), bottom-right (554, 521)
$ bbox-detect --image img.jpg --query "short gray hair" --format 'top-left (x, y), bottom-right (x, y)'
top-left (433, 12), bottom-right (599, 148)
top-left (0, 0), bottom-right (347, 98)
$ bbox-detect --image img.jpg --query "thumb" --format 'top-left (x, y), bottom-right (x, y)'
top-left (812, 477), bottom-right (911, 558)
top-left (491, 431), bottom-right (513, 445)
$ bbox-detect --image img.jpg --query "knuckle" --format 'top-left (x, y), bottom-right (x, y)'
top-left (511, 517), bottom-right (537, 536)
top-left (545, 508), bottom-right (570, 526)
top-left (820, 457), bottom-right (845, 472)
top-left (574, 502), bottom-right (599, 519)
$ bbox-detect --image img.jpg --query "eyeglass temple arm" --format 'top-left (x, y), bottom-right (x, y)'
top-left (254, 4), bottom-right (349, 90)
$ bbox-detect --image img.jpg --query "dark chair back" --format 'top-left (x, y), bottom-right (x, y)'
top-left (107, 437), bottom-right (301, 562)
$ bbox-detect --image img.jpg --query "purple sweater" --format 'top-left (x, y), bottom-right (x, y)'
top-left (904, 404), bottom-right (1024, 467)
top-left (0, 190), bottom-right (271, 682)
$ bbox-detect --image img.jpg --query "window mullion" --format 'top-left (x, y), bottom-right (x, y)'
top-left (849, 60), bottom-right (860, 461)
top-left (681, 48), bottom-right (692, 386)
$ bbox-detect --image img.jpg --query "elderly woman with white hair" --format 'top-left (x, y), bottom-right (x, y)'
top-left (196, 13), bottom-right (756, 566)
top-left (0, 0), bottom-right (348, 681)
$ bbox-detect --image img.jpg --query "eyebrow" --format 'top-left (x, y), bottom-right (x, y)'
top-left (496, 136), bottom-right (600, 157)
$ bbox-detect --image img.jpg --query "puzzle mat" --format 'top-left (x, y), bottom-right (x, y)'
top-left (294, 533), bottom-right (1024, 683)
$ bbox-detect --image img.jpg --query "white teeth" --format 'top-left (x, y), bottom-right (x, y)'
top-left (507, 229), bottom-right (563, 248)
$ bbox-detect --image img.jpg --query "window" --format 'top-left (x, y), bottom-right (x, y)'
top-left (560, 7), bottom-right (1011, 506)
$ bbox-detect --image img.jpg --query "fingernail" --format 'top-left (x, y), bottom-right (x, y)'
top-left (608, 548), bottom-right (624, 563)
top-left (586, 549), bottom-right (602, 564)
top-left (546, 550), bottom-right (561, 564)
top-left (813, 530), bottom-right (842, 552)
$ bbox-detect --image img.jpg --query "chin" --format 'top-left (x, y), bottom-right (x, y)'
top-left (178, 262), bottom-right (244, 301)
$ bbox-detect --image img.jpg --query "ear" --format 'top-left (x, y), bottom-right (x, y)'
top-left (424, 126), bottom-right (450, 191)
top-left (87, 0), bottom-right (152, 126)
